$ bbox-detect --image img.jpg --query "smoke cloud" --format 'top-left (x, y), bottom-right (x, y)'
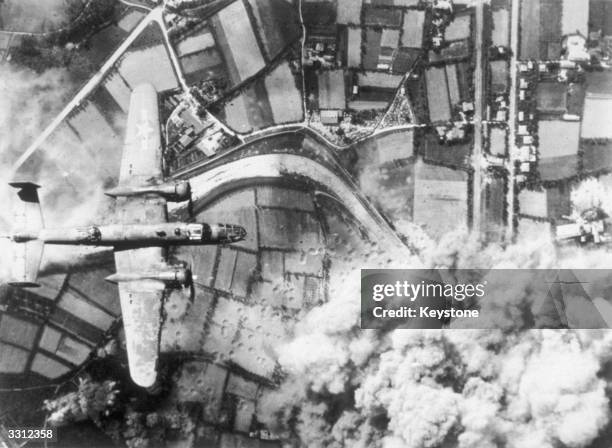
top-left (258, 221), bottom-right (612, 448)
top-left (0, 64), bottom-right (117, 281)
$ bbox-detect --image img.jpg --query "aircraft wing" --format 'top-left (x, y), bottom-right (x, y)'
top-left (115, 248), bottom-right (165, 388)
top-left (118, 83), bottom-right (164, 187)
top-left (114, 83), bottom-right (167, 388)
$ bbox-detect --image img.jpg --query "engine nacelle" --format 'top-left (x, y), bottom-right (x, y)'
top-left (105, 266), bottom-right (192, 286)
top-left (105, 181), bottom-right (191, 202)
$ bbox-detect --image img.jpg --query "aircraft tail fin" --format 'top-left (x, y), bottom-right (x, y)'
top-left (8, 182), bottom-right (44, 287)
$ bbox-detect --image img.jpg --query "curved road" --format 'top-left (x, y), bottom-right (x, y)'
top-left (168, 152), bottom-right (406, 251)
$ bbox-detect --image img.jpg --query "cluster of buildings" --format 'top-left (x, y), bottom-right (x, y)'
top-left (166, 103), bottom-right (235, 171)
top-left (516, 0), bottom-right (612, 236)
top-left (303, 0), bottom-right (429, 129)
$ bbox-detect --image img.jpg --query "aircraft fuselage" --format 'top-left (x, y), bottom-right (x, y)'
top-left (12, 222), bottom-right (246, 246)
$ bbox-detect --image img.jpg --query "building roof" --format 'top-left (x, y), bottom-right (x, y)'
top-left (581, 94), bottom-right (612, 139)
top-left (320, 109), bottom-right (340, 124)
top-left (317, 70), bottom-right (346, 110)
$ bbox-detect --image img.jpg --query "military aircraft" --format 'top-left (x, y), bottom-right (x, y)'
top-left (5, 83), bottom-right (246, 388)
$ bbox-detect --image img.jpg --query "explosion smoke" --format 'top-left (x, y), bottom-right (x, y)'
top-left (259, 223), bottom-right (612, 448)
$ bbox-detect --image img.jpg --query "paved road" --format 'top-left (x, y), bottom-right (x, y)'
top-left (471, 0), bottom-right (486, 237)
top-left (11, 7), bottom-right (165, 175)
top-left (506, 0), bottom-right (521, 241)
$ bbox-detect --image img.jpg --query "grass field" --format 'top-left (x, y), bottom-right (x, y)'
top-left (425, 67), bottom-right (451, 122)
top-left (222, 79), bottom-right (275, 133)
top-left (539, 154), bottom-right (578, 181)
top-left (375, 130), bottom-right (415, 164)
top-left (247, 0), bottom-right (300, 61)
top-left (176, 29), bottom-right (215, 57)
top-left (401, 10), bottom-right (425, 48)
top-left (347, 27), bottom-right (362, 68)
top-left (119, 43), bottom-right (179, 92)
top-left (456, 62), bottom-right (472, 102)
top-left (446, 64), bottom-right (460, 106)
top-left (264, 62), bottom-right (303, 124)
top-left (81, 24), bottom-right (129, 67)
top-left (490, 60), bottom-right (508, 94)
top-left (562, 0), bottom-right (588, 36)
top-left (337, 0), bottom-right (361, 25)
top-left (491, 8), bottom-right (509, 47)
top-left (363, 28), bottom-right (382, 70)
top-left (540, 0), bottom-right (562, 59)
top-left (363, 5), bottom-right (402, 27)
top-left (180, 48), bottom-right (226, 85)
top-left (423, 132), bottom-right (471, 168)
top-left (117, 9), bottom-right (145, 33)
top-left (589, 0), bottom-right (612, 36)
top-left (445, 14), bottom-right (471, 41)
top-left (214, 0), bottom-right (265, 84)
top-left (519, 0), bottom-right (540, 59)
top-left (582, 141), bottom-right (612, 175)
top-left (413, 159), bottom-right (468, 238)
top-left (103, 72), bottom-right (131, 113)
top-left (484, 177), bottom-right (505, 241)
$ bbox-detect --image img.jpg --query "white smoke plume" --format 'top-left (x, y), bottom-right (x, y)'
top-left (258, 222), bottom-right (612, 448)
top-left (0, 65), bottom-right (117, 280)
top-left (571, 175), bottom-right (612, 217)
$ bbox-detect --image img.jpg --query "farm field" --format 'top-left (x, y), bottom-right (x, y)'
top-left (413, 160), bottom-right (469, 238)
top-left (425, 67), bottom-right (451, 122)
top-left (363, 28), bottom-right (382, 70)
top-left (176, 28), bottom-right (215, 57)
top-left (337, 0), bottom-right (362, 25)
top-left (423, 132), bottom-right (471, 168)
top-left (347, 27), bottom-right (362, 68)
top-left (484, 177), bottom-right (505, 241)
top-left (401, 10), bottom-right (425, 48)
top-left (213, 0), bottom-right (265, 84)
top-left (491, 8), bottom-right (509, 47)
top-left (103, 72), bottom-right (132, 113)
top-left (445, 14), bottom-right (471, 41)
top-left (264, 62), bottom-right (303, 124)
top-left (519, 0), bottom-right (540, 59)
top-left (221, 81), bottom-right (274, 133)
top-left (118, 43), bottom-right (179, 92)
top-left (117, 9), bottom-right (145, 33)
top-left (180, 48), bottom-right (226, 85)
top-left (247, 0), bottom-right (300, 61)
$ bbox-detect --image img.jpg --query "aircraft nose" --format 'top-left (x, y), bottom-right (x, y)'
top-left (228, 225), bottom-right (247, 242)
